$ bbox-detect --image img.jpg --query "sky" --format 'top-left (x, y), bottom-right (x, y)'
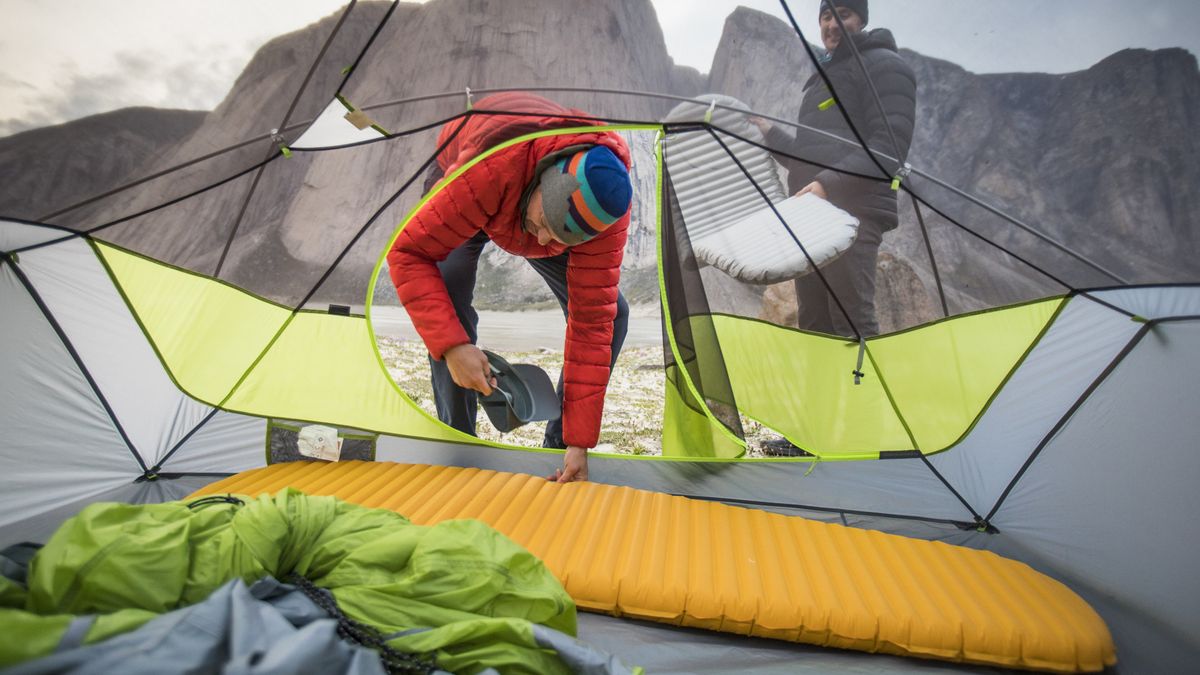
top-left (1, 0), bottom-right (1198, 138)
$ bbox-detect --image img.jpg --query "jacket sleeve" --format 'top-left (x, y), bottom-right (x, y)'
top-left (386, 155), bottom-right (505, 359)
top-left (815, 53), bottom-right (917, 201)
top-left (560, 218), bottom-right (628, 449)
top-left (764, 123), bottom-right (796, 155)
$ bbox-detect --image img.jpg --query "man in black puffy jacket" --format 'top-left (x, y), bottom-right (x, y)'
top-left (758, 0), bottom-right (916, 337)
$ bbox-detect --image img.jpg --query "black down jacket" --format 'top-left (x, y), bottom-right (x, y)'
top-left (767, 28), bottom-right (917, 232)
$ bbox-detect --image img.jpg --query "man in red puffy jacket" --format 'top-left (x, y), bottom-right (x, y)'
top-left (387, 93), bottom-right (633, 483)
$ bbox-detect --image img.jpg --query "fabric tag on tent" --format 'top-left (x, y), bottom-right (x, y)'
top-left (297, 425), bottom-right (342, 462)
top-left (343, 109), bottom-right (373, 130)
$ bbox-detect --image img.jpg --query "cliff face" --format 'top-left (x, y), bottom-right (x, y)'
top-left (3, 1), bottom-right (1197, 322)
top-left (0, 107), bottom-right (205, 220)
top-left (710, 8), bottom-right (1200, 329)
top-left (902, 47), bottom-right (1200, 282)
top-left (29, 0), bottom-right (690, 305)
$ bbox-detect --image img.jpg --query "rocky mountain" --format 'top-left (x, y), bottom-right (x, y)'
top-left (710, 7), bottom-right (1200, 330)
top-left (2, 1), bottom-right (1197, 329)
top-left (0, 107), bottom-right (205, 221)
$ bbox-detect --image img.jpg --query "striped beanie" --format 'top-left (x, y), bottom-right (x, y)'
top-left (537, 145), bottom-right (632, 246)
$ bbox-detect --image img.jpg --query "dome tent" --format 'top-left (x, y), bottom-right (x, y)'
top-left (1, 0), bottom-right (1198, 672)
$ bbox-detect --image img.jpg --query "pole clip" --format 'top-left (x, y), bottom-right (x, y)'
top-left (270, 128), bottom-right (292, 158)
top-left (464, 86), bottom-right (474, 111)
top-left (891, 162), bottom-right (912, 191)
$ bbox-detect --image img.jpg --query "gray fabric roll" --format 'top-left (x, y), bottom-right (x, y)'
top-left (8, 577), bottom-right (386, 675)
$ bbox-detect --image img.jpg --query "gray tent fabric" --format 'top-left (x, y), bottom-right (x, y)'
top-left (0, 224), bottom-right (266, 537)
top-left (530, 624), bottom-right (640, 675)
top-left (370, 296), bottom-right (1200, 674)
top-left (0, 476), bottom-right (226, 549)
top-left (2, 1), bottom-right (1198, 671)
top-left (994, 319), bottom-right (1200, 648)
top-left (7, 577), bottom-right (388, 675)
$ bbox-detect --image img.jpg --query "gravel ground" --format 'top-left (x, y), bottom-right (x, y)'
top-left (377, 335), bottom-right (774, 456)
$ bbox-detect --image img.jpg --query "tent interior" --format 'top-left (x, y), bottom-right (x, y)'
top-left (1, 0), bottom-right (1198, 672)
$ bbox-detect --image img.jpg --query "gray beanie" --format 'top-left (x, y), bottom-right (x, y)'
top-left (820, 0), bottom-right (868, 25)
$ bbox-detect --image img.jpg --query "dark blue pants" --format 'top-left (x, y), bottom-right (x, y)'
top-left (429, 230), bottom-right (629, 448)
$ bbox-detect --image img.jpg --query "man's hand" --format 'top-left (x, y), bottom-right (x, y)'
top-left (795, 180), bottom-right (828, 200)
top-left (443, 344), bottom-right (495, 395)
top-left (549, 446), bottom-right (589, 483)
top-left (748, 115), bottom-right (772, 136)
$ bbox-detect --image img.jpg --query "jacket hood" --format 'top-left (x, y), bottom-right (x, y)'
top-left (834, 27), bottom-right (898, 59)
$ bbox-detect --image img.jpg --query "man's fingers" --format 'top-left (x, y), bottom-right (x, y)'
top-left (454, 370), bottom-right (486, 394)
top-left (475, 368), bottom-right (494, 395)
top-left (556, 465), bottom-right (578, 484)
top-left (445, 344), bottom-right (495, 395)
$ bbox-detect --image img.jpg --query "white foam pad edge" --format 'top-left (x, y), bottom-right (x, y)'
top-left (691, 194), bottom-right (859, 285)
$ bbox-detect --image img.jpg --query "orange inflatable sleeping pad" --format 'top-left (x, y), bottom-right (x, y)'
top-left (190, 460), bottom-right (1116, 672)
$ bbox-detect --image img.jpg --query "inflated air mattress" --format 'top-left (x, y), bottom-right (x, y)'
top-left (191, 461), bottom-right (1116, 672)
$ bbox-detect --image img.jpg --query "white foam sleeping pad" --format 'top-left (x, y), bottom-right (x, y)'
top-left (663, 95), bottom-right (859, 284)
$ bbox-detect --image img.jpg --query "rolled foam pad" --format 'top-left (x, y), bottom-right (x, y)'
top-left (191, 461), bottom-right (1117, 673)
top-left (691, 193), bottom-right (859, 284)
top-left (663, 95), bottom-right (859, 284)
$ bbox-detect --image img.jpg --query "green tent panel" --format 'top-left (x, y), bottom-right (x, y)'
top-left (97, 242), bottom-right (459, 442)
top-left (712, 295), bottom-right (1063, 458)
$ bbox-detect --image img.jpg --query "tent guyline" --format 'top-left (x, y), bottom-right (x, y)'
top-left (6, 243), bottom-right (237, 485)
top-left (818, 2), bottom-right (951, 320)
top-left (824, 0), bottom-right (905, 163)
top-left (19, 80), bottom-right (1113, 292)
top-left (213, 158), bottom-right (272, 278)
top-left (909, 195), bottom-right (950, 317)
top-left (140, 408), bottom-right (222, 482)
top-left (778, 0), bottom-right (900, 190)
top-left (1, 39), bottom-right (1170, 524)
top-left (777, 0), bottom-right (1108, 304)
top-left (901, 182), bottom-right (1140, 322)
top-left (702, 126), bottom-right (863, 342)
top-left (15, 75), bottom-right (1114, 298)
top-left (294, 118), bottom-right (472, 310)
top-left (779, 0), bottom-right (1129, 287)
top-left (275, 0), bottom-right (359, 146)
top-left (13, 108), bottom-right (463, 261)
top-left (209, 120), bottom-right (474, 421)
top-left (9, 111), bottom-right (877, 264)
top-left (333, 0), bottom-right (402, 93)
top-left (4, 7), bottom-right (1196, 669)
top-left (33, 0), bottom-right (390, 225)
top-left (670, 120), bottom-right (1088, 303)
top-left (13, 154), bottom-right (281, 257)
top-left (212, 0), bottom-right (361, 278)
top-left (983, 313), bottom-right (1200, 522)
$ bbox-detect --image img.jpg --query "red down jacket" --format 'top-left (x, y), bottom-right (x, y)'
top-left (386, 93), bottom-right (630, 449)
